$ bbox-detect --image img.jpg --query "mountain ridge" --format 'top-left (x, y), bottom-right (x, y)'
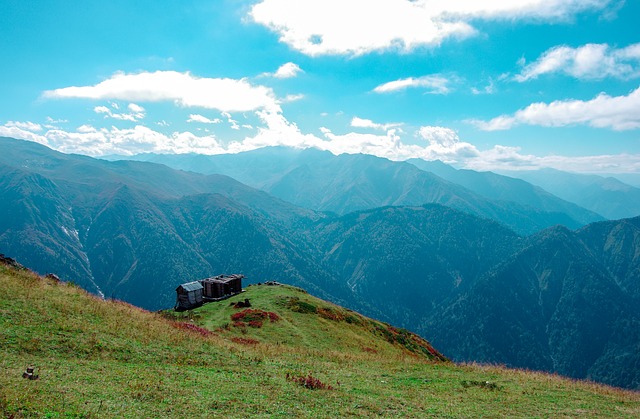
top-left (115, 146), bottom-right (604, 235)
top-left (2, 137), bottom-right (640, 389)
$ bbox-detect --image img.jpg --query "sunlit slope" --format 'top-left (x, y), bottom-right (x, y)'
top-left (175, 283), bottom-right (447, 360)
top-left (1, 262), bottom-right (639, 418)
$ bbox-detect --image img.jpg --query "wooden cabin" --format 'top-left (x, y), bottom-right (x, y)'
top-left (202, 274), bottom-right (244, 299)
top-left (175, 281), bottom-right (204, 310)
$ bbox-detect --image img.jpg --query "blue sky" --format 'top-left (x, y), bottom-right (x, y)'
top-left (1, 0), bottom-right (639, 173)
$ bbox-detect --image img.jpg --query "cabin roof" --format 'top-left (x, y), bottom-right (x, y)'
top-left (177, 281), bottom-right (203, 292)
top-left (203, 274), bottom-right (243, 284)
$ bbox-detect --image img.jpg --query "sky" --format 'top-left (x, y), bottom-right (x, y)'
top-left (1, 0), bottom-right (639, 173)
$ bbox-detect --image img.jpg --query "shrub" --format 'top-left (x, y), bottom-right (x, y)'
top-left (231, 337), bottom-right (260, 345)
top-left (230, 309), bottom-right (280, 328)
top-left (281, 297), bottom-right (317, 314)
top-left (286, 373), bottom-right (334, 390)
top-left (317, 307), bottom-right (344, 321)
top-left (172, 322), bottom-right (214, 337)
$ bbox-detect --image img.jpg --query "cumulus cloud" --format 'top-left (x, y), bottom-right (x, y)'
top-left (471, 87), bottom-right (640, 131)
top-left (351, 117), bottom-right (402, 131)
top-left (4, 121), bottom-right (43, 131)
top-left (45, 117), bottom-right (68, 124)
top-left (229, 108), bottom-right (324, 152)
top-left (93, 103), bottom-right (146, 121)
top-left (187, 114), bottom-right (222, 124)
top-left (3, 118), bottom-right (640, 173)
top-left (415, 126), bottom-right (480, 162)
top-left (221, 112), bottom-right (240, 130)
top-left (418, 126), bottom-right (459, 148)
top-left (314, 125), bottom-right (479, 163)
top-left (373, 75), bottom-right (451, 94)
top-left (76, 124), bottom-right (96, 133)
top-left (0, 122), bottom-right (224, 156)
top-left (250, 0), bottom-right (611, 56)
top-left (44, 70), bottom-right (279, 113)
top-left (516, 42), bottom-right (640, 81)
top-left (471, 79), bottom-right (496, 95)
top-left (462, 146), bottom-right (640, 174)
top-left (127, 103), bottom-right (145, 113)
top-left (281, 94), bottom-right (305, 103)
top-left (274, 62), bottom-right (303, 78)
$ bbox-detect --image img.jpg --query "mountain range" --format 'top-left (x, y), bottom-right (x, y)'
top-left (1, 136), bottom-right (639, 389)
top-left (498, 168), bottom-right (640, 220)
top-left (120, 147), bottom-right (608, 235)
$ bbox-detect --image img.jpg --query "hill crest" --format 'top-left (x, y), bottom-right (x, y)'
top-left (2, 259), bottom-right (639, 417)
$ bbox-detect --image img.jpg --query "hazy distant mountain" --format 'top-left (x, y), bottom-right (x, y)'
top-left (607, 173), bottom-right (640, 188)
top-left (408, 159), bottom-right (602, 226)
top-left (499, 168), bottom-right (640, 220)
top-left (3, 137), bottom-right (640, 389)
top-left (120, 147), bottom-right (603, 235)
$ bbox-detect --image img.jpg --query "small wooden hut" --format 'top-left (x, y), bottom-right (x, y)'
top-left (175, 281), bottom-right (204, 310)
top-left (202, 274), bottom-right (244, 300)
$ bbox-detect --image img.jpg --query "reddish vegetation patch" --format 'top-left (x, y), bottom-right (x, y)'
top-left (317, 307), bottom-right (344, 322)
top-left (231, 337), bottom-right (260, 345)
top-left (362, 347), bottom-right (378, 354)
top-left (230, 309), bottom-right (280, 328)
top-left (172, 322), bottom-right (214, 337)
top-left (286, 373), bottom-right (334, 390)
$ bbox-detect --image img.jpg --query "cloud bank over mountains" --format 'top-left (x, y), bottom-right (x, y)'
top-left (1, 0), bottom-right (638, 174)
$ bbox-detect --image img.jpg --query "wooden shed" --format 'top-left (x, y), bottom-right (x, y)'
top-left (202, 274), bottom-right (243, 300)
top-left (175, 281), bottom-right (204, 310)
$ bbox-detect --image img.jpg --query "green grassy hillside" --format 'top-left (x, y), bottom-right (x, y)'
top-left (1, 263), bottom-right (639, 418)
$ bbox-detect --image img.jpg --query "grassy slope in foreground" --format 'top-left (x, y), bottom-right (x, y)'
top-left (1, 265), bottom-right (639, 418)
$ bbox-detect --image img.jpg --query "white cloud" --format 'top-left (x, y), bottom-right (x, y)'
top-left (45, 117), bottom-right (68, 124)
top-left (516, 43), bottom-right (640, 81)
top-left (281, 94), bottom-right (305, 103)
top-left (373, 75), bottom-right (451, 94)
top-left (77, 124), bottom-right (96, 133)
top-left (93, 103), bottom-right (145, 121)
top-left (471, 79), bottom-right (496, 95)
top-left (418, 126), bottom-right (459, 148)
top-left (471, 87), bottom-right (640, 131)
top-left (222, 111), bottom-right (240, 130)
top-left (3, 118), bottom-right (640, 173)
top-left (462, 146), bottom-right (640, 174)
top-left (318, 127), bottom-right (409, 158)
top-left (128, 103), bottom-right (145, 113)
top-left (227, 108), bottom-right (325, 153)
top-left (250, 0), bottom-right (611, 56)
top-left (94, 106), bottom-right (110, 115)
top-left (4, 121), bottom-right (43, 132)
top-left (274, 62), bottom-right (303, 78)
top-left (0, 122), bottom-right (224, 156)
top-left (44, 70), bottom-right (279, 113)
top-left (351, 117), bottom-right (402, 131)
top-left (187, 114), bottom-right (222, 124)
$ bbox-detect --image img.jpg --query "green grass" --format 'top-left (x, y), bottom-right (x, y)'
top-left (1, 264), bottom-right (639, 418)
